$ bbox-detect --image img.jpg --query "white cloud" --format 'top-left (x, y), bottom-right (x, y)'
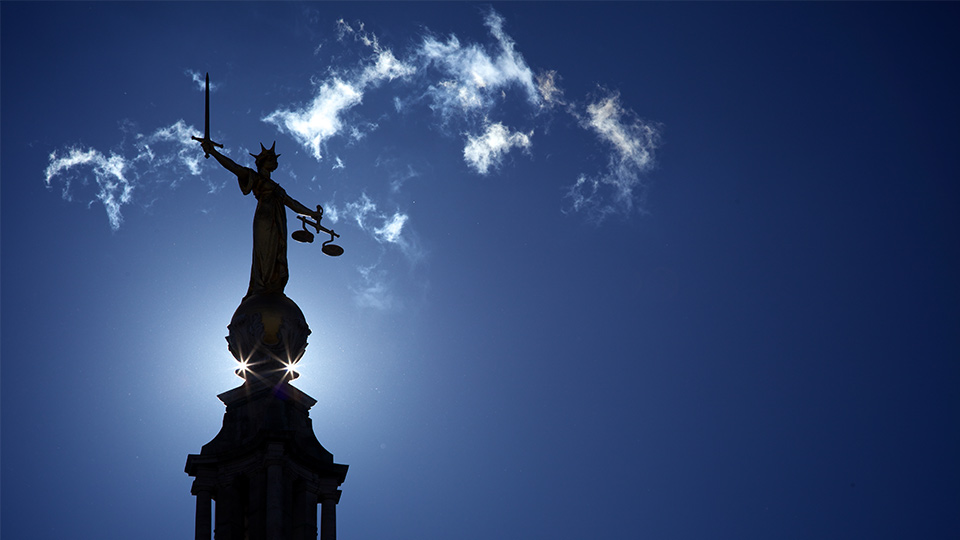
top-left (374, 212), bottom-right (408, 244)
top-left (266, 21), bottom-right (414, 161)
top-left (47, 11), bottom-right (661, 237)
top-left (363, 49), bottom-right (414, 83)
top-left (323, 203), bottom-right (340, 224)
top-left (417, 9), bottom-right (539, 121)
top-left (567, 92), bottom-right (659, 219)
top-left (536, 70), bottom-right (564, 107)
top-left (329, 194), bottom-right (420, 261)
top-left (44, 119), bottom-right (217, 230)
top-left (585, 94), bottom-right (656, 170)
top-left (45, 148), bottom-right (133, 231)
top-left (264, 79), bottom-right (363, 161)
top-left (339, 193), bottom-right (379, 230)
top-left (463, 122), bottom-right (532, 174)
top-left (338, 195), bottom-right (409, 245)
top-left (136, 120), bottom-right (207, 181)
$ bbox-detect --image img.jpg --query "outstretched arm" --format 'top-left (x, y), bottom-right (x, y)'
top-left (283, 193), bottom-right (320, 219)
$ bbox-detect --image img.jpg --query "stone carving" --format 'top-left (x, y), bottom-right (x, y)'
top-left (225, 295), bottom-right (312, 381)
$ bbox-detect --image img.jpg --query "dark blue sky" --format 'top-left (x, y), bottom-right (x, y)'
top-left (3, 3), bottom-right (958, 539)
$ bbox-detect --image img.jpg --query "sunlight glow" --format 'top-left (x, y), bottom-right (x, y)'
top-left (235, 359), bottom-right (249, 379)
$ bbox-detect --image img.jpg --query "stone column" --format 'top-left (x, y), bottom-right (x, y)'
top-left (265, 444), bottom-right (285, 540)
top-left (319, 496), bottom-right (337, 540)
top-left (195, 490), bottom-right (213, 540)
top-left (215, 482), bottom-right (237, 540)
top-left (247, 469), bottom-right (266, 540)
top-left (296, 480), bottom-right (319, 540)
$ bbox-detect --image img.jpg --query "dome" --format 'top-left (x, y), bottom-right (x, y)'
top-left (226, 293), bottom-right (311, 382)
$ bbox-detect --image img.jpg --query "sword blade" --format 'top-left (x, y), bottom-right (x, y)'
top-left (204, 73), bottom-right (210, 141)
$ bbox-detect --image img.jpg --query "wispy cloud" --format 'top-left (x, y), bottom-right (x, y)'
top-left (45, 148), bottom-right (133, 230)
top-left (185, 69), bottom-right (218, 92)
top-left (265, 8), bottom-right (660, 221)
top-left (264, 10), bottom-right (659, 226)
top-left (329, 193), bottom-right (415, 247)
top-left (47, 10), bottom-right (660, 236)
top-left (327, 189), bottom-right (416, 310)
top-left (388, 163), bottom-right (419, 193)
top-left (136, 120), bottom-right (207, 180)
top-left (263, 79), bottom-right (363, 161)
top-left (416, 9), bottom-right (539, 122)
top-left (463, 121), bottom-right (532, 175)
top-left (264, 21), bottom-right (414, 161)
top-left (333, 193), bottom-right (376, 229)
top-left (566, 92), bottom-right (660, 220)
top-left (325, 193), bottom-right (421, 264)
top-left (353, 262), bottom-right (397, 310)
top-left (374, 212), bottom-right (408, 244)
top-left (536, 70), bottom-right (565, 107)
top-left (43, 120), bottom-right (214, 230)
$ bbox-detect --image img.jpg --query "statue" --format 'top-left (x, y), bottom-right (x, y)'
top-left (191, 73), bottom-right (340, 382)
top-left (199, 139), bottom-right (318, 298)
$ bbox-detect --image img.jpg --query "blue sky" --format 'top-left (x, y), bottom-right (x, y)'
top-left (2, 2), bottom-right (959, 539)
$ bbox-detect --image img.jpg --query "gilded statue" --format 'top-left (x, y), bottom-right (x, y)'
top-left (199, 140), bottom-right (320, 298)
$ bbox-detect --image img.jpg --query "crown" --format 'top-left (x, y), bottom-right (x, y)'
top-left (249, 141), bottom-right (281, 165)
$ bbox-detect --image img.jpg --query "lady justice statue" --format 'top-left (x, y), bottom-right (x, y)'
top-left (199, 139), bottom-right (318, 298)
top-left (192, 73), bottom-right (339, 382)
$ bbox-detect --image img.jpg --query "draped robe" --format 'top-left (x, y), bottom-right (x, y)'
top-left (239, 169), bottom-right (289, 298)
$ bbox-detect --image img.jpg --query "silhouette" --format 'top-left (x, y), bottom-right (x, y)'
top-left (192, 73), bottom-right (340, 298)
top-left (199, 139), bottom-right (320, 297)
top-left (186, 74), bottom-right (348, 540)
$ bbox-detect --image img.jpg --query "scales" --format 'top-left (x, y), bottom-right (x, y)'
top-left (292, 205), bottom-right (343, 257)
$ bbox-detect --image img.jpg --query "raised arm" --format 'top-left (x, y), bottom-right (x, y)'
top-left (199, 140), bottom-right (255, 194)
top-left (201, 141), bottom-right (244, 176)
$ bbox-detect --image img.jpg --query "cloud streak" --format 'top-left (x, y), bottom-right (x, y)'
top-left (567, 92), bottom-right (659, 220)
top-left (45, 148), bottom-right (133, 230)
top-left (327, 193), bottom-right (417, 257)
top-left (324, 193), bottom-right (420, 310)
top-left (263, 20), bottom-right (414, 161)
top-left (44, 120), bottom-right (213, 230)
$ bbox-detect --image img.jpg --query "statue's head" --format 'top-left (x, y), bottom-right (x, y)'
top-left (250, 141), bottom-right (281, 173)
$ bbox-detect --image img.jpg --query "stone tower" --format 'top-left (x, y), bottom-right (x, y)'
top-left (186, 292), bottom-right (348, 540)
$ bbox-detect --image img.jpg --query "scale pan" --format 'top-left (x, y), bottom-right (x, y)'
top-left (322, 243), bottom-right (344, 257)
top-left (292, 230), bottom-right (315, 243)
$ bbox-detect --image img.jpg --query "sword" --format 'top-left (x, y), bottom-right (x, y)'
top-left (191, 72), bottom-right (223, 158)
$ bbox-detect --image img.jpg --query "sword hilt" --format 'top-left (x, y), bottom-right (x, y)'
top-left (191, 136), bottom-right (224, 159)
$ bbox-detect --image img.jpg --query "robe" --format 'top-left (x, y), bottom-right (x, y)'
top-left (240, 169), bottom-right (289, 297)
